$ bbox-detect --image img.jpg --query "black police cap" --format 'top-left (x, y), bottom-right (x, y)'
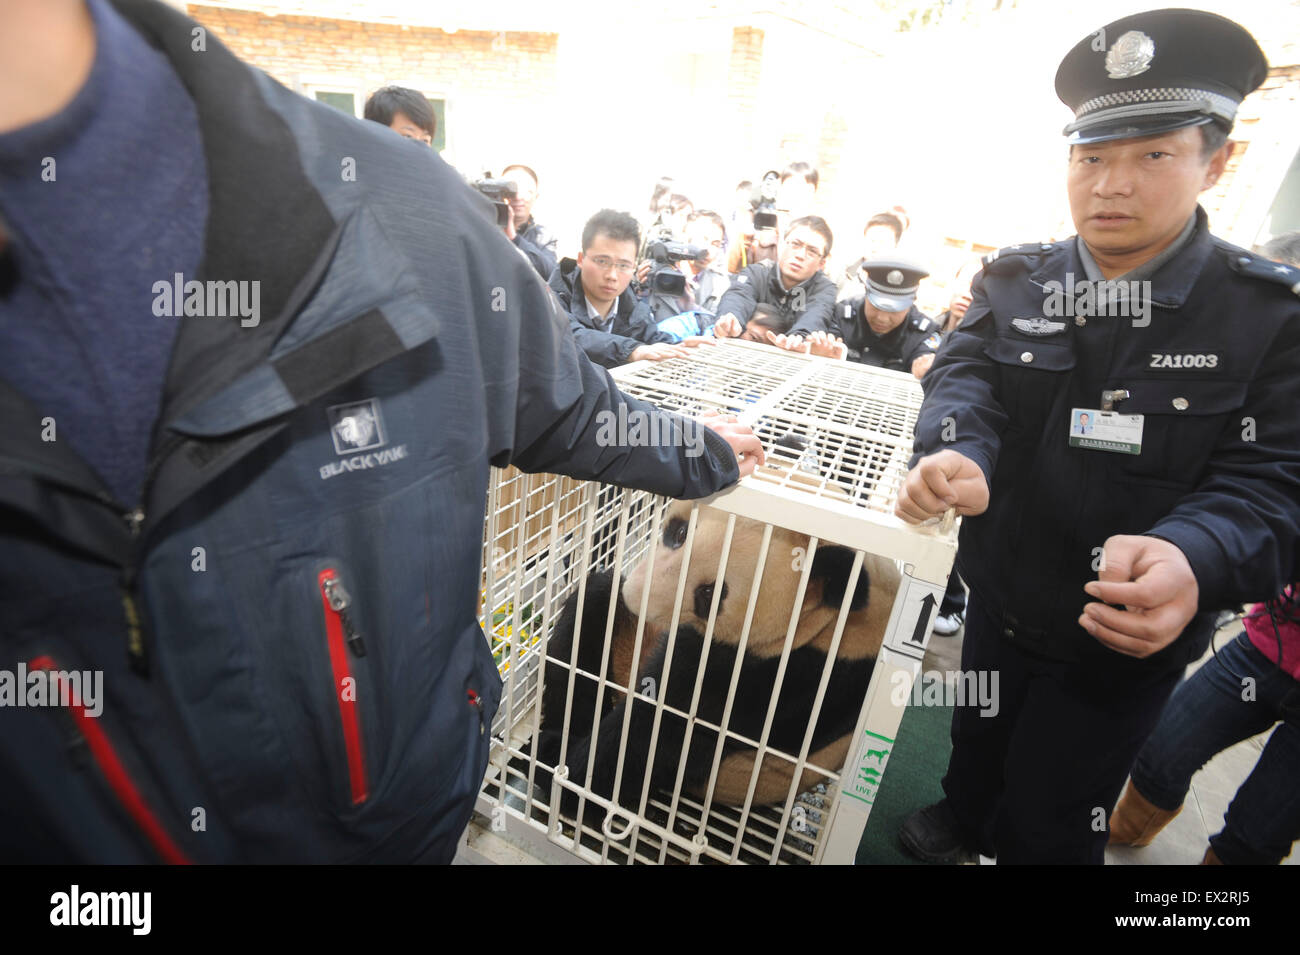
top-left (1055, 9), bottom-right (1267, 145)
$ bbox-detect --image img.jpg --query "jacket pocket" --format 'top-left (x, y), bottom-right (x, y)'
top-left (983, 336), bottom-right (1076, 433)
top-left (1113, 378), bottom-right (1248, 486)
top-left (27, 654), bottom-right (193, 864)
top-left (316, 567), bottom-right (370, 807)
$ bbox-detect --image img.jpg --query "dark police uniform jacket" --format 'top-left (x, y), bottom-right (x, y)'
top-left (912, 207), bottom-right (1300, 673)
top-left (0, 0), bottom-right (741, 863)
top-left (547, 259), bottom-right (674, 368)
top-left (832, 298), bottom-right (942, 371)
top-left (714, 261), bottom-right (838, 338)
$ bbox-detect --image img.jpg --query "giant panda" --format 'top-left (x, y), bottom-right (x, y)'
top-left (532, 465), bottom-right (900, 821)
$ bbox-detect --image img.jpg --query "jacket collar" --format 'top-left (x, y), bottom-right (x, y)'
top-left (767, 261), bottom-right (820, 298)
top-left (1031, 205), bottom-right (1214, 310)
top-left (106, 2), bottom-right (438, 532)
top-left (112, 0), bottom-right (343, 434)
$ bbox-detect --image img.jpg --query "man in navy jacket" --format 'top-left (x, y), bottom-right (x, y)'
top-left (0, 0), bottom-right (761, 863)
top-left (548, 209), bottom-right (708, 368)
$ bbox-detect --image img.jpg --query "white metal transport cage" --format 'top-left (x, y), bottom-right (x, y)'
top-left (464, 339), bottom-right (958, 865)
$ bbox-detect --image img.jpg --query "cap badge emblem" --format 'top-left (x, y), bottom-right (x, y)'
top-left (887, 269), bottom-right (904, 286)
top-left (1105, 30), bottom-right (1154, 79)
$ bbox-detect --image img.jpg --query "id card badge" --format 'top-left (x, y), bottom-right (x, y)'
top-left (1068, 408), bottom-right (1143, 454)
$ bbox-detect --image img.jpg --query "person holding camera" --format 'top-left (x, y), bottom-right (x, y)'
top-left (548, 209), bottom-right (713, 368)
top-left (500, 163), bottom-right (557, 282)
top-left (647, 212), bottom-right (732, 329)
top-left (712, 216), bottom-right (839, 355)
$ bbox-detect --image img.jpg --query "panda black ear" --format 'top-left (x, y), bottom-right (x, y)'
top-left (775, 432), bottom-right (808, 455)
top-left (809, 546), bottom-right (871, 611)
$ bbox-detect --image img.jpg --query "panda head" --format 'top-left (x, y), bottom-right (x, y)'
top-left (621, 498), bottom-right (896, 656)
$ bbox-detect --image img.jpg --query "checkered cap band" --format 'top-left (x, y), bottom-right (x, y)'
top-left (1074, 86), bottom-right (1238, 119)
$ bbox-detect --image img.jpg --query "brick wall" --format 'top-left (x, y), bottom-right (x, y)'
top-left (186, 4), bottom-right (558, 171)
top-left (1204, 64), bottom-right (1300, 246)
top-left (726, 26), bottom-right (765, 162)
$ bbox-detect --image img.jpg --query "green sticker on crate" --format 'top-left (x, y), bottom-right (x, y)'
top-left (842, 729), bottom-right (893, 804)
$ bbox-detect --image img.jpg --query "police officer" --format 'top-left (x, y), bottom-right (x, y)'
top-left (895, 9), bottom-right (1300, 864)
top-left (832, 260), bottom-right (942, 378)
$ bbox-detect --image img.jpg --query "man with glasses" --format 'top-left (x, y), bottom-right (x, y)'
top-left (549, 209), bottom-right (709, 368)
top-left (712, 216), bottom-right (839, 352)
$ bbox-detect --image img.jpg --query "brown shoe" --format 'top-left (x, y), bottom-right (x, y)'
top-left (1108, 780), bottom-right (1181, 847)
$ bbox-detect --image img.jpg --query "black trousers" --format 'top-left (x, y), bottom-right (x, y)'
top-left (941, 592), bottom-right (1182, 863)
top-left (939, 569), bottom-right (966, 616)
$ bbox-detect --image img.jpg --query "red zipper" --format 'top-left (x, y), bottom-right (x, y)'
top-left (29, 655), bottom-right (192, 865)
top-left (318, 569), bottom-right (369, 805)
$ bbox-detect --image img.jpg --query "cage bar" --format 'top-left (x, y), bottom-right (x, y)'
top-left (469, 339), bottom-right (957, 864)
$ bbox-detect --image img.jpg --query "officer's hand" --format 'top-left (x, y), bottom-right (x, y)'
top-left (895, 450), bottom-right (989, 523)
top-left (911, 353), bottom-right (936, 378)
top-left (630, 343), bottom-right (690, 362)
top-left (713, 314), bottom-right (743, 338)
top-left (1079, 535), bottom-right (1200, 658)
top-left (805, 331), bottom-right (847, 359)
top-left (681, 336), bottom-right (717, 348)
top-left (765, 332), bottom-right (808, 353)
top-left (697, 411), bottom-right (766, 479)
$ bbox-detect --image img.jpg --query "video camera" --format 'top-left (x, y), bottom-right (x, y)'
top-left (751, 169), bottom-right (780, 232)
top-left (644, 239), bottom-right (707, 297)
top-left (472, 176), bottom-right (517, 229)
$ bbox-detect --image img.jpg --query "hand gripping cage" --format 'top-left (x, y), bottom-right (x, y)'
top-left (466, 339), bottom-right (957, 865)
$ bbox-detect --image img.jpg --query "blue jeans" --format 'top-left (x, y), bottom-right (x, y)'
top-left (1130, 631), bottom-right (1300, 865)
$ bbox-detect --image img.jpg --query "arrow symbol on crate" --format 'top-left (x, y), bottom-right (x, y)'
top-left (908, 594), bottom-right (936, 645)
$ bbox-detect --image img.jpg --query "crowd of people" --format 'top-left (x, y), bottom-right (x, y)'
top-left (363, 86), bottom-right (975, 384)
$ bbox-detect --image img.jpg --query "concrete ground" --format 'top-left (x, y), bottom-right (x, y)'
top-left (921, 613), bottom-right (1296, 866)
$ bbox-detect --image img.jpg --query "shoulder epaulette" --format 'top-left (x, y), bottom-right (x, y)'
top-left (910, 313), bottom-right (934, 332)
top-left (981, 240), bottom-right (1066, 271)
top-left (1217, 242), bottom-right (1300, 298)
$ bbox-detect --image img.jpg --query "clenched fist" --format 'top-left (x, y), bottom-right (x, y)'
top-left (1079, 535), bottom-right (1200, 658)
top-left (895, 450), bottom-right (989, 523)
